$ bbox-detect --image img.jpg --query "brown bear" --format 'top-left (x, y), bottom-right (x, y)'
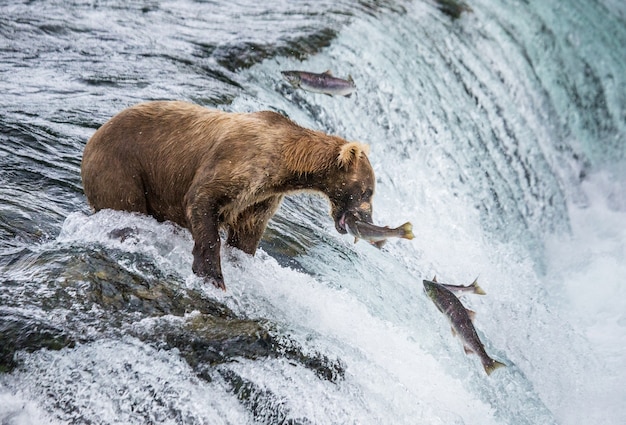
top-left (81, 101), bottom-right (376, 290)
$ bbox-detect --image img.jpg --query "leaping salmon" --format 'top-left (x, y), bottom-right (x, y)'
top-left (281, 70), bottom-right (356, 97)
top-left (423, 279), bottom-right (505, 376)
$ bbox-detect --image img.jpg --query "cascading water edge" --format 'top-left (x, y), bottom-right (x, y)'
top-left (1, 0), bottom-right (625, 424)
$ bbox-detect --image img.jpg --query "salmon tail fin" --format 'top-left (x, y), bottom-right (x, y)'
top-left (401, 222), bottom-right (415, 240)
top-left (485, 359), bottom-right (506, 376)
top-left (469, 277), bottom-right (486, 295)
top-left (347, 74), bottom-right (354, 83)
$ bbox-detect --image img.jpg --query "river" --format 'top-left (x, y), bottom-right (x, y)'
top-left (1, 0), bottom-right (625, 424)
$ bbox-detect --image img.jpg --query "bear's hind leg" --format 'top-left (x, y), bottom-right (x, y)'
top-left (227, 195), bottom-right (283, 255)
top-left (82, 160), bottom-right (148, 214)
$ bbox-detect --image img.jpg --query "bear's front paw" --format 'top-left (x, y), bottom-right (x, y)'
top-left (208, 276), bottom-right (226, 291)
top-left (198, 270), bottom-right (226, 291)
top-left (192, 258), bottom-right (226, 291)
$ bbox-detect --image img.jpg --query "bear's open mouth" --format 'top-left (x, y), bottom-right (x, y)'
top-left (337, 212), bottom-right (348, 233)
top-left (336, 210), bottom-right (372, 234)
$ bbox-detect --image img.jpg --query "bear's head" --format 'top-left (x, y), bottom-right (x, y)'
top-left (324, 142), bottom-right (376, 234)
top-left (282, 128), bottom-right (376, 234)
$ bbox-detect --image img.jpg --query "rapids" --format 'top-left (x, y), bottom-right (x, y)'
top-left (1, 0), bottom-right (625, 423)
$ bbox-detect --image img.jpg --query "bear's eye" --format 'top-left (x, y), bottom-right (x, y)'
top-left (362, 189), bottom-right (373, 200)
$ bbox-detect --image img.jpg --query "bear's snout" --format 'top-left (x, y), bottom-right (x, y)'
top-left (351, 208), bottom-right (373, 225)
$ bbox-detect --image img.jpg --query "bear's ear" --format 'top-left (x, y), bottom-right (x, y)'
top-left (337, 142), bottom-right (369, 169)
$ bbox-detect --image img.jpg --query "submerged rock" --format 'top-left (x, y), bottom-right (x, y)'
top-left (2, 244), bottom-right (344, 387)
top-left (129, 312), bottom-right (344, 383)
top-left (0, 311), bottom-right (76, 373)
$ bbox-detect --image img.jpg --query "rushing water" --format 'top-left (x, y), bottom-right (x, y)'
top-left (1, 0), bottom-right (625, 424)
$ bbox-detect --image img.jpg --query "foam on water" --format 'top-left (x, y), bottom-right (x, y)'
top-left (36, 191), bottom-right (553, 423)
top-left (230, 1), bottom-right (626, 422)
top-left (4, 338), bottom-right (249, 424)
top-left (0, 390), bottom-right (64, 425)
top-left (544, 169), bottom-right (626, 423)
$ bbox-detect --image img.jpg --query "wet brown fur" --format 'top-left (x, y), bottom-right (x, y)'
top-left (81, 101), bottom-right (375, 289)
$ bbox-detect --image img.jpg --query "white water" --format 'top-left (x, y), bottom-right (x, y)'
top-left (2, 0), bottom-right (625, 424)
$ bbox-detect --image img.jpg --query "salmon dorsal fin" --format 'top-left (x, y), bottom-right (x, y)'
top-left (323, 70), bottom-right (333, 75)
top-left (471, 278), bottom-right (487, 295)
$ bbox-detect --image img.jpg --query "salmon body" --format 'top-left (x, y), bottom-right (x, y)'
top-left (344, 215), bottom-right (414, 248)
top-left (281, 70), bottom-right (356, 97)
top-left (423, 279), bottom-right (505, 375)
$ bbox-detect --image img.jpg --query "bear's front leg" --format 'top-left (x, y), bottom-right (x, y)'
top-left (191, 230), bottom-right (225, 290)
top-left (185, 192), bottom-right (226, 290)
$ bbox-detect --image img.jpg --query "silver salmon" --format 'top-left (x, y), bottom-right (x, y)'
top-left (423, 279), bottom-right (505, 376)
top-left (432, 276), bottom-right (486, 295)
top-left (344, 215), bottom-right (414, 248)
top-left (281, 70), bottom-right (356, 97)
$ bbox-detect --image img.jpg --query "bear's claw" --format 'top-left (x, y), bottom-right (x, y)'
top-left (211, 277), bottom-right (226, 291)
